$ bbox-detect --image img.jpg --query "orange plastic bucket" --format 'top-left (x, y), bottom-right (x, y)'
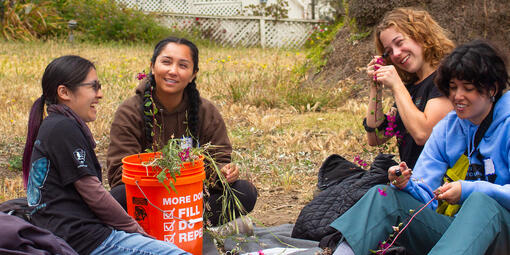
top-left (122, 152), bottom-right (205, 255)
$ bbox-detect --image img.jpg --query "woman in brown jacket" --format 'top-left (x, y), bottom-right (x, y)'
top-left (107, 37), bottom-right (257, 228)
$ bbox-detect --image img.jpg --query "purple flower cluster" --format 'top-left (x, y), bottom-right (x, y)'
top-left (178, 148), bottom-right (190, 162)
top-left (384, 115), bottom-right (403, 143)
top-left (136, 72), bottom-right (147, 80)
top-left (354, 155), bottom-right (368, 168)
top-left (373, 57), bottom-right (385, 81)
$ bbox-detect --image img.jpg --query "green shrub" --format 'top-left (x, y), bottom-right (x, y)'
top-left (7, 155), bottom-right (22, 172)
top-left (54, 0), bottom-right (172, 43)
top-left (302, 19), bottom-right (344, 72)
top-left (0, 0), bottom-right (63, 40)
top-left (0, 0), bottom-right (200, 43)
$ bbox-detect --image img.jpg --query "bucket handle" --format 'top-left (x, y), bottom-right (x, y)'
top-left (134, 180), bottom-right (203, 225)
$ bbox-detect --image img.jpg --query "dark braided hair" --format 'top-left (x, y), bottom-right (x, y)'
top-left (143, 37), bottom-right (201, 148)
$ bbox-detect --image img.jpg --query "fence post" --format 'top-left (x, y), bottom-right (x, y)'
top-left (259, 18), bottom-right (266, 48)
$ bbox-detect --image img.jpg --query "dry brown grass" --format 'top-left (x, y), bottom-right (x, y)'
top-left (0, 40), bottom-right (397, 225)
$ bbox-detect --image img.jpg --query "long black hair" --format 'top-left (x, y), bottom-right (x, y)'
top-left (143, 36), bottom-right (201, 148)
top-left (22, 55), bottom-right (95, 187)
top-left (435, 40), bottom-right (509, 101)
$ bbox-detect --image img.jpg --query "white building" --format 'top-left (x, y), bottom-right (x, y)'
top-left (117, 0), bottom-right (334, 20)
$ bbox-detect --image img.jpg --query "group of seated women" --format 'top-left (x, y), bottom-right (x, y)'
top-left (13, 6), bottom-right (510, 255)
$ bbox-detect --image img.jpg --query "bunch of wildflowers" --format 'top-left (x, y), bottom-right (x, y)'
top-left (384, 115), bottom-right (404, 143)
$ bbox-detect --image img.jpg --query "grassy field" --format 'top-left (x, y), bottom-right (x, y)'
top-left (0, 40), bottom-right (397, 225)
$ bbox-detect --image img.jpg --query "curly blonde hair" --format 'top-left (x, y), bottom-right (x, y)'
top-left (375, 8), bottom-right (455, 83)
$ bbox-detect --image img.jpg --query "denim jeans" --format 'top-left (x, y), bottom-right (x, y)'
top-left (90, 229), bottom-right (190, 255)
top-left (331, 185), bottom-right (510, 255)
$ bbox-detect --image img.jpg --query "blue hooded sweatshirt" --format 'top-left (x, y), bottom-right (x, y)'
top-left (402, 91), bottom-right (510, 211)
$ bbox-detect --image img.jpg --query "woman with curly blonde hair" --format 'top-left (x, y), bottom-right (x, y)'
top-left (364, 8), bottom-right (454, 169)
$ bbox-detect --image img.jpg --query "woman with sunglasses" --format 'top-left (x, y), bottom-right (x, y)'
top-left (22, 55), bottom-right (189, 255)
top-left (332, 40), bottom-right (510, 255)
top-left (365, 8), bottom-right (454, 169)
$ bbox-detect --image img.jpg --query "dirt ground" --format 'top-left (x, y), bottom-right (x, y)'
top-left (249, 184), bottom-right (315, 227)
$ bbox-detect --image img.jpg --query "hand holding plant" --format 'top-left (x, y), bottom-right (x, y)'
top-left (367, 56), bottom-right (385, 82)
top-left (221, 163), bottom-right (240, 183)
top-left (435, 181), bottom-right (462, 204)
top-left (373, 65), bottom-right (405, 91)
top-left (388, 162), bottom-right (412, 189)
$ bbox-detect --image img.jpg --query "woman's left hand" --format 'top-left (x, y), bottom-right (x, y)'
top-left (436, 181), bottom-right (462, 204)
top-left (373, 65), bottom-right (405, 91)
top-left (221, 163), bottom-right (239, 183)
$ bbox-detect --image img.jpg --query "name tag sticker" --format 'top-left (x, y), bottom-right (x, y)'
top-left (483, 158), bottom-right (495, 176)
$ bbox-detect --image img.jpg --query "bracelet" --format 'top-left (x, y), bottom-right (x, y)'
top-left (363, 115), bottom-right (388, 133)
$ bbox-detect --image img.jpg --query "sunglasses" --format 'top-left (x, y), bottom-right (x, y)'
top-left (78, 80), bottom-right (102, 92)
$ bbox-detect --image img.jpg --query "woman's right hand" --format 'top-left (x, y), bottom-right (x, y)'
top-left (388, 162), bottom-right (412, 189)
top-left (374, 64), bottom-right (406, 91)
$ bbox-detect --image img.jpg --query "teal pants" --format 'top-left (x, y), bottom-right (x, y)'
top-left (330, 185), bottom-right (510, 255)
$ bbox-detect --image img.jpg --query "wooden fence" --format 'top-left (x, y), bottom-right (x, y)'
top-left (159, 14), bottom-right (322, 48)
top-left (115, 0), bottom-right (324, 48)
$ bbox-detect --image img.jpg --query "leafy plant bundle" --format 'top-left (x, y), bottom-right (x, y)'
top-left (142, 137), bottom-right (246, 228)
top-left (142, 138), bottom-right (203, 194)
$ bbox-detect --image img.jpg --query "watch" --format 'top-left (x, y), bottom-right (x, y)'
top-left (363, 115), bottom-right (388, 133)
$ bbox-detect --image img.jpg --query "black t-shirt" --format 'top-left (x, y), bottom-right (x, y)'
top-left (26, 113), bottom-right (111, 255)
top-left (395, 73), bottom-right (443, 169)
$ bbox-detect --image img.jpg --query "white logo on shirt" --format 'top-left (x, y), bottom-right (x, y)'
top-left (73, 149), bottom-right (87, 168)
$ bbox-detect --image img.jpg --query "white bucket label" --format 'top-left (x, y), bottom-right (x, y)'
top-left (180, 137), bottom-right (193, 149)
top-left (161, 191), bottom-right (204, 245)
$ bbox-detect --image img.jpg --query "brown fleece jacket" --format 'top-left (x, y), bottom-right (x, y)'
top-left (107, 80), bottom-right (232, 188)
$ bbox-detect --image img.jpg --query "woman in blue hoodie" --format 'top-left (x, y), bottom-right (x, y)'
top-left (331, 40), bottom-right (510, 255)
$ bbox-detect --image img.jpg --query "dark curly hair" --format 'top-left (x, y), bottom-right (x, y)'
top-left (435, 40), bottom-right (509, 101)
top-left (143, 37), bottom-right (201, 148)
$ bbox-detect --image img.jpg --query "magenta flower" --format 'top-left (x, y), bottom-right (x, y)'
top-left (354, 155), bottom-right (368, 168)
top-left (178, 148), bottom-right (191, 162)
top-left (258, 250), bottom-right (265, 255)
top-left (136, 72), bottom-right (147, 80)
top-left (374, 57), bottom-right (385, 76)
top-left (377, 187), bottom-right (387, 196)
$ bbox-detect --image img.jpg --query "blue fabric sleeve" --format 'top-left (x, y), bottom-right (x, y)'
top-left (401, 118), bottom-right (451, 210)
